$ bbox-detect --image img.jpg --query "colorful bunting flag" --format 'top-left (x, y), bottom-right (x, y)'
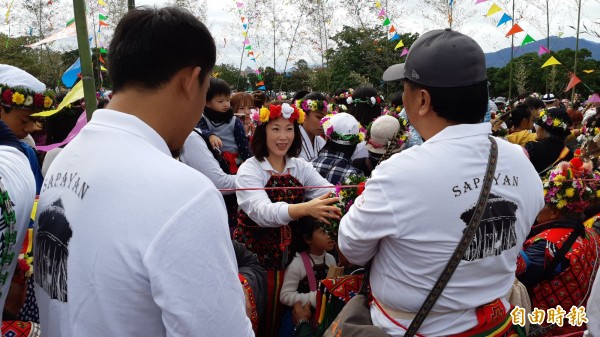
top-left (99, 14), bottom-right (108, 21)
top-left (583, 70), bottom-right (594, 74)
top-left (375, 1), bottom-right (381, 9)
top-left (389, 33), bottom-right (400, 42)
top-left (236, 2), bottom-right (243, 7)
top-left (496, 13), bottom-right (512, 26)
top-left (257, 74), bottom-right (263, 80)
top-left (245, 45), bottom-right (252, 50)
top-left (242, 31), bottom-right (248, 37)
top-left (241, 16), bottom-right (246, 23)
top-left (62, 58), bottom-right (81, 88)
top-left (486, 4), bottom-right (502, 17)
top-left (66, 18), bottom-right (75, 26)
top-left (378, 9), bottom-right (386, 17)
top-left (394, 40), bottom-right (404, 50)
top-left (100, 65), bottom-right (107, 72)
top-left (382, 17), bottom-right (391, 26)
top-left (98, 0), bottom-right (106, 5)
top-left (505, 23), bottom-right (523, 37)
top-left (537, 45), bottom-right (551, 56)
top-left (243, 24), bottom-right (247, 30)
top-left (389, 26), bottom-right (396, 33)
top-left (541, 56), bottom-right (561, 68)
top-left (100, 47), bottom-right (107, 53)
top-left (565, 75), bottom-right (581, 92)
top-left (476, 0), bottom-right (489, 3)
top-left (400, 47), bottom-right (409, 57)
top-left (521, 34), bottom-right (535, 46)
top-left (244, 38), bottom-right (250, 45)
top-left (256, 81), bottom-right (264, 86)
top-left (99, 55), bottom-right (105, 64)
top-left (99, 21), bottom-right (109, 27)
top-left (258, 86), bottom-right (266, 90)
top-left (248, 51), bottom-right (254, 56)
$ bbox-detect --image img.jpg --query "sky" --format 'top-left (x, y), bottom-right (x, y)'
top-left (3, 0), bottom-right (600, 71)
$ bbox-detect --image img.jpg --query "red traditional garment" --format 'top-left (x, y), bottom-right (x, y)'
top-left (1, 321), bottom-right (40, 336)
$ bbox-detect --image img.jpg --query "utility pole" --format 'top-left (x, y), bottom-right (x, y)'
top-left (73, 0), bottom-right (97, 121)
top-left (508, 0), bottom-right (515, 101)
top-left (572, 0), bottom-right (582, 102)
top-left (128, 0), bottom-right (135, 11)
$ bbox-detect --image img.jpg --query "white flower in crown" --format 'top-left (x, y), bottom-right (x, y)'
top-left (346, 97), bottom-right (353, 105)
top-left (370, 97), bottom-right (376, 105)
top-left (24, 96), bottom-right (33, 106)
top-left (281, 103), bottom-right (294, 119)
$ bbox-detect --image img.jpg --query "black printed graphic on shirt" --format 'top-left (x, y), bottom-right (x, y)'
top-left (460, 194), bottom-right (518, 261)
top-left (34, 198), bottom-right (72, 302)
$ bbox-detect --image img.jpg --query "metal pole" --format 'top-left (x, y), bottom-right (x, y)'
top-left (73, 0), bottom-right (97, 121)
top-left (572, 0), bottom-right (582, 102)
top-left (128, 0), bottom-right (135, 11)
top-left (508, 0), bottom-right (514, 101)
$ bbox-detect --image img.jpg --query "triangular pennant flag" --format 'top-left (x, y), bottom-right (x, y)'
top-left (486, 3), bottom-right (502, 17)
top-left (236, 2), bottom-right (243, 7)
top-left (241, 16), bottom-right (246, 23)
top-left (66, 18), bottom-right (75, 26)
top-left (375, 1), bottom-right (381, 9)
top-left (389, 25), bottom-right (396, 33)
top-left (250, 58), bottom-right (256, 62)
top-left (99, 21), bottom-right (109, 27)
top-left (100, 47), bottom-right (107, 53)
top-left (257, 75), bottom-right (263, 80)
top-left (98, 0), bottom-right (106, 5)
top-left (496, 13), bottom-right (512, 26)
top-left (583, 70), bottom-right (594, 74)
top-left (400, 47), bottom-right (409, 57)
top-left (565, 75), bottom-right (581, 92)
top-left (248, 51), bottom-right (254, 56)
top-left (61, 58), bottom-right (81, 88)
top-left (394, 40), bottom-right (404, 50)
top-left (99, 55), bottom-right (105, 64)
top-left (521, 34), bottom-right (535, 46)
top-left (244, 38), bottom-right (250, 44)
top-left (256, 81), bottom-right (264, 86)
top-left (541, 56), bottom-right (561, 68)
top-left (378, 9), bottom-right (385, 17)
top-left (99, 14), bottom-right (108, 21)
top-left (538, 45), bottom-right (550, 56)
top-left (254, 69), bottom-right (260, 74)
top-left (98, 7), bottom-right (107, 14)
top-left (245, 45), bottom-right (252, 50)
top-left (243, 24), bottom-right (247, 30)
top-left (505, 23), bottom-right (523, 37)
top-left (382, 17), bottom-right (391, 26)
top-left (258, 86), bottom-right (266, 90)
top-left (242, 31), bottom-right (247, 37)
top-left (100, 65), bottom-right (107, 71)
top-left (389, 33), bottom-right (400, 42)
top-left (476, 0), bottom-right (488, 3)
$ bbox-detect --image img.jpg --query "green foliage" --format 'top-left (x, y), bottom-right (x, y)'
top-left (213, 63), bottom-right (245, 91)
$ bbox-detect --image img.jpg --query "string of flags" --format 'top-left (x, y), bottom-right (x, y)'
top-left (235, 1), bottom-right (265, 91)
top-left (374, 1), bottom-right (409, 58)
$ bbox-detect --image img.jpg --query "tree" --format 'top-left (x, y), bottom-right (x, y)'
top-left (213, 64), bottom-right (245, 90)
top-left (513, 59), bottom-right (529, 96)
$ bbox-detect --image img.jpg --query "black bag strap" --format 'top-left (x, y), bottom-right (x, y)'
top-left (404, 136), bottom-right (498, 337)
top-left (192, 129), bottom-right (231, 174)
top-left (540, 221), bottom-right (585, 282)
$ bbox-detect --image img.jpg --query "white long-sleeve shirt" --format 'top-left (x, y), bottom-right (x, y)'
top-left (339, 123), bottom-right (543, 336)
top-left (235, 156), bottom-right (333, 228)
top-left (280, 252), bottom-right (336, 308)
top-left (180, 128), bottom-right (236, 195)
top-left (587, 271), bottom-right (600, 336)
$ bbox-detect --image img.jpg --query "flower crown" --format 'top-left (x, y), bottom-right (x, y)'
top-left (537, 109), bottom-right (569, 131)
top-left (337, 91), bottom-right (352, 100)
top-left (296, 99), bottom-right (328, 114)
top-left (250, 103), bottom-right (305, 126)
top-left (346, 94), bottom-right (384, 107)
top-left (543, 153), bottom-right (600, 213)
top-left (0, 84), bottom-right (55, 110)
top-left (320, 112), bottom-right (366, 145)
top-left (322, 175), bottom-right (367, 239)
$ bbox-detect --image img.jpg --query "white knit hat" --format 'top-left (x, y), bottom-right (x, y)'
top-left (0, 64), bottom-right (46, 92)
top-left (366, 115), bottom-right (400, 154)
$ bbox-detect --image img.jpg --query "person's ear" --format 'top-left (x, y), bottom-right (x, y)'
top-left (180, 66), bottom-right (202, 101)
top-left (418, 89), bottom-right (432, 117)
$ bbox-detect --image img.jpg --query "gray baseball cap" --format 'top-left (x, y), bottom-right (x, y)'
top-left (382, 28), bottom-right (487, 87)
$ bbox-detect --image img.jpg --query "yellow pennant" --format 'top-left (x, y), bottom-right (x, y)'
top-left (375, 1), bottom-right (381, 9)
top-left (486, 3), bottom-right (502, 16)
top-left (98, 0), bottom-right (106, 5)
top-left (242, 31), bottom-right (247, 37)
top-left (583, 69), bottom-right (594, 74)
top-left (394, 40), bottom-right (404, 50)
top-left (100, 65), bottom-right (107, 71)
top-left (541, 56), bottom-right (561, 68)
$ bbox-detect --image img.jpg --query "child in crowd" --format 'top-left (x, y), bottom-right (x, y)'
top-left (199, 78), bottom-right (252, 174)
top-left (296, 92), bottom-right (328, 161)
top-left (281, 216), bottom-right (336, 309)
top-left (231, 92), bottom-right (256, 137)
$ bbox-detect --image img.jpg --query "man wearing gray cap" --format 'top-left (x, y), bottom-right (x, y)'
top-left (339, 29), bottom-right (543, 336)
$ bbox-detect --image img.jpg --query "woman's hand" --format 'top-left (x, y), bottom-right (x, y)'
top-left (289, 192), bottom-right (341, 224)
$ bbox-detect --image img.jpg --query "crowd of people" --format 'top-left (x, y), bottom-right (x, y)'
top-left (1, 6), bottom-right (600, 337)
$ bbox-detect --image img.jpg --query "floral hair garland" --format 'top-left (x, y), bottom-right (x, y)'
top-left (346, 94), bottom-right (384, 107)
top-left (296, 99), bottom-right (328, 114)
top-left (250, 103), bottom-right (305, 126)
top-left (0, 84), bottom-right (55, 110)
top-left (327, 103), bottom-right (347, 113)
top-left (320, 112), bottom-right (366, 145)
top-left (322, 175), bottom-right (367, 239)
top-left (543, 151), bottom-right (600, 213)
top-left (537, 109), bottom-right (569, 131)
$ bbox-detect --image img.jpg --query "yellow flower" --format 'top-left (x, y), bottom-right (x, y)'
top-left (358, 132), bottom-right (365, 142)
top-left (12, 92), bottom-right (25, 105)
top-left (297, 109), bottom-right (305, 124)
top-left (565, 188), bottom-right (575, 197)
top-left (553, 119), bottom-right (560, 127)
top-left (544, 189), bottom-right (548, 197)
top-left (557, 199), bottom-right (567, 209)
top-left (259, 107), bottom-right (270, 123)
top-left (43, 96), bottom-right (53, 108)
top-left (596, 190), bottom-right (600, 198)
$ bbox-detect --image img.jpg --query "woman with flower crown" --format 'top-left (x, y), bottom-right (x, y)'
top-left (524, 108), bottom-right (574, 175)
top-left (234, 102), bottom-right (341, 337)
top-left (516, 155), bottom-right (600, 336)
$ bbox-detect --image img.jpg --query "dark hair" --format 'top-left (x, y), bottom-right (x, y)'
top-left (251, 119), bottom-right (302, 161)
top-left (207, 78), bottom-right (231, 101)
top-left (506, 104), bottom-right (532, 129)
top-left (108, 7), bottom-right (216, 93)
top-left (292, 216), bottom-right (321, 253)
top-left (332, 88), bottom-right (349, 105)
top-left (253, 91), bottom-right (267, 108)
top-left (97, 98), bottom-right (109, 109)
top-left (302, 92), bottom-right (327, 116)
top-left (348, 84), bottom-right (381, 126)
top-left (523, 97), bottom-right (545, 110)
top-left (320, 140), bottom-right (356, 158)
top-left (292, 90), bottom-right (309, 104)
top-left (404, 79), bottom-right (488, 124)
top-left (390, 91), bottom-right (403, 107)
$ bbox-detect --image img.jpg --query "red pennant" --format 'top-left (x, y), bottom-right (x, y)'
top-left (99, 55), bottom-right (106, 64)
top-left (99, 21), bottom-right (109, 27)
top-left (241, 16), bottom-right (246, 23)
top-left (389, 25), bottom-right (395, 33)
top-left (565, 75), bottom-right (582, 92)
top-left (505, 23), bottom-right (523, 37)
top-left (248, 51), bottom-right (254, 56)
top-left (256, 81), bottom-right (265, 86)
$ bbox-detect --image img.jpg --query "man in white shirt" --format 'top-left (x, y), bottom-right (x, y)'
top-left (339, 29), bottom-right (543, 336)
top-left (34, 7), bottom-right (253, 337)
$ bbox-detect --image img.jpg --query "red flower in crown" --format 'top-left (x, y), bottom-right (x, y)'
top-left (33, 93), bottom-right (45, 108)
top-left (269, 105), bottom-right (282, 120)
top-left (2, 89), bottom-right (13, 105)
top-left (376, 96), bottom-right (381, 104)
